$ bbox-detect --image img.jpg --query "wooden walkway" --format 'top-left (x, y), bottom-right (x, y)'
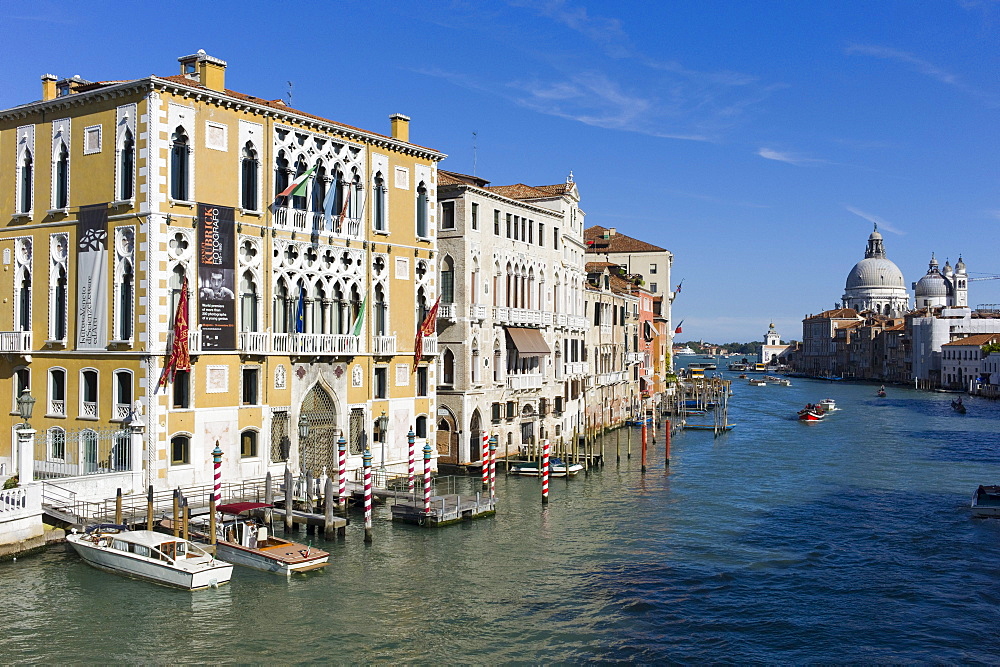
top-left (389, 492), bottom-right (495, 526)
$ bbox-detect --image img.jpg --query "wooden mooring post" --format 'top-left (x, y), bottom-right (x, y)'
top-left (284, 467), bottom-right (294, 533)
top-left (115, 488), bottom-right (123, 525)
top-left (146, 485), bottom-right (154, 531)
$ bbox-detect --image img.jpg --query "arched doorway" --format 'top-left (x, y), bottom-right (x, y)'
top-left (437, 413), bottom-right (458, 462)
top-left (299, 383), bottom-right (339, 477)
top-left (468, 409), bottom-right (483, 463)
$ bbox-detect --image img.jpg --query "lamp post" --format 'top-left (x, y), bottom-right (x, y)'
top-left (298, 413), bottom-right (310, 440)
top-left (16, 387), bottom-right (35, 429)
top-left (377, 410), bottom-right (389, 474)
top-left (16, 389), bottom-right (36, 484)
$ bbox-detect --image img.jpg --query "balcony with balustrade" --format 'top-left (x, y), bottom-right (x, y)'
top-left (492, 307), bottom-right (546, 327)
top-left (507, 373), bottom-right (543, 391)
top-left (0, 331), bottom-right (32, 353)
top-left (470, 304), bottom-right (488, 321)
top-left (373, 335), bottom-right (397, 356)
top-left (596, 371), bottom-right (626, 385)
top-left (564, 361), bottom-right (588, 377)
top-left (272, 333), bottom-right (361, 355)
top-left (625, 352), bottom-right (644, 365)
top-left (438, 303), bottom-right (457, 321)
top-left (272, 207), bottom-right (363, 241)
top-left (421, 335), bottom-right (438, 356)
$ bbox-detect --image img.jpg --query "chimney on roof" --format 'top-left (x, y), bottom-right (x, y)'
top-left (609, 227), bottom-right (617, 236)
top-left (178, 49), bottom-right (227, 92)
top-left (389, 113), bottom-right (410, 143)
top-left (41, 73), bottom-right (57, 101)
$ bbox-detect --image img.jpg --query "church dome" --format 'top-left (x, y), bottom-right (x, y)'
top-left (845, 257), bottom-right (905, 290)
top-left (915, 272), bottom-right (949, 298)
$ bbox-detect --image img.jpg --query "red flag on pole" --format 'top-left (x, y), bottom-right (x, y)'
top-left (674, 320), bottom-right (684, 335)
top-left (413, 296), bottom-right (441, 372)
top-left (157, 276), bottom-right (191, 392)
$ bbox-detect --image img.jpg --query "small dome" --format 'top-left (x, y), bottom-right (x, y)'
top-left (956, 256), bottom-right (967, 274)
top-left (845, 257), bottom-right (905, 290)
top-left (915, 272), bottom-right (949, 298)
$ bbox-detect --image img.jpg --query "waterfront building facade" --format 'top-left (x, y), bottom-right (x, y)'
top-left (584, 225), bottom-right (674, 371)
top-left (434, 170), bottom-right (589, 462)
top-left (940, 334), bottom-right (1000, 390)
top-left (759, 322), bottom-right (792, 366)
top-left (0, 51), bottom-right (444, 494)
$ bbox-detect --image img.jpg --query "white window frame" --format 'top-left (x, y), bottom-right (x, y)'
top-left (80, 367), bottom-right (99, 420)
top-left (47, 366), bottom-right (67, 417)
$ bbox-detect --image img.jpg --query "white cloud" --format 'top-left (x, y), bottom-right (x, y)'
top-left (844, 205), bottom-right (905, 235)
top-left (757, 148), bottom-right (823, 165)
top-left (846, 43), bottom-right (1000, 107)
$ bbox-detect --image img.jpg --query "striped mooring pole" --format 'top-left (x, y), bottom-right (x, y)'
top-left (541, 438), bottom-right (550, 504)
top-left (423, 441), bottom-right (433, 518)
top-left (488, 434), bottom-right (497, 504)
top-left (641, 422), bottom-right (648, 473)
top-left (363, 448), bottom-right (373, 544)
top-left (407, 428), bottom-right (416, 494)
top-left (212, 441), bottom-right (223, 505)
top-left (337, 436), bottom-right (347, 512)
top-left (481, 432), bottom-right (489, 489)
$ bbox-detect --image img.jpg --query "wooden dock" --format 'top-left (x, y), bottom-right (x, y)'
top-left (389, 492), bottom-right (495, 526)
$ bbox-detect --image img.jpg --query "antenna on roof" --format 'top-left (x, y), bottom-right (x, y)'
top-left (286, 81), bottom-right (293, 107)
top-left (472, 131), bottom-right (478, 176)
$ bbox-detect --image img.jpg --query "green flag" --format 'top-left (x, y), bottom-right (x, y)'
top-left (351, 294), bottom-right (367, 336)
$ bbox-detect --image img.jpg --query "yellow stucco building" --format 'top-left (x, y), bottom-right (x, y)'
top-left (0, 51), bottom-right (444, 496)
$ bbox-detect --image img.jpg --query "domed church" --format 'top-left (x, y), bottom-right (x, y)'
top-left (912, 254), bottom-right (968, 309)
top-left (841, 225), bottom-right (910, 316)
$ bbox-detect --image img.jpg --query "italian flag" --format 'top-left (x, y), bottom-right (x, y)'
top-left (278, 166), bottom-right (315, 198)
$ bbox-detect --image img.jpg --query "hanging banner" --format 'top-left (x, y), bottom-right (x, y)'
top-left (76, 204), bottom-right (109, 350)
top-left (197, 203), bottom-right (236, 350)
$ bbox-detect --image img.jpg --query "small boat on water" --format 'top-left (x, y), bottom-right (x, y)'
top-left (67, 525), bottom-right (233, 590)
top-left (625, 417), bottom-right (652, 426)
top-left (952, 399), bottom-right (967, 414)
top-left (508, 457), bottom-right (584, 477)
top-left (971, 485), bottom-right (1000, 517)
top-left (748, 379), bottom-right (767, 386)
top-left (818, 398), bottom-right (837, 412)
top-left (775, 379), bottom-right (792, 387)
top-left (797, 404), bottom-right (826, 421)
top-left (877, 385), bottom-right (887, 397)
top-left (164, 502), bottom-right (329, 575)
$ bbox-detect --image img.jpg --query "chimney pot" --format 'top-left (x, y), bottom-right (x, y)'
top-left (389, 113), bottom-right (410, 143)
top-left (41, 73), bottom-right (57, 101)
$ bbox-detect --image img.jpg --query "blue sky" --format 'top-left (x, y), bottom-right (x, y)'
top-left (3, 0), bottom-right (998, 343)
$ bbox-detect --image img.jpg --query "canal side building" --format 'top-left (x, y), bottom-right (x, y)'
top-left (434, 169), bottom-right (589, 463)
top-left (0, 51), bottom-right (444, 497)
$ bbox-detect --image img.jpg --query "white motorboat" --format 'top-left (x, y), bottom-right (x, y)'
top-left (818, 398), bottom-right (837, 411)
top-left (508, 457), bottom-right (584, 477)
top-left (67, 525), bottom-right (233, 590)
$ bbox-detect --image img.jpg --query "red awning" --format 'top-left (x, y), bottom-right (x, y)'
top-left (216, 502), bottom-right (271, 515)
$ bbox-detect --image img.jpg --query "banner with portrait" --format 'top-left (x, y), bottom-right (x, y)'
top-left (197, 203), bottom-right (236, 350)
top-left (76, 204), bottom-right (109, 350)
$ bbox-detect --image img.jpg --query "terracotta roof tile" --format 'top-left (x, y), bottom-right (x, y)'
top-left (942, 333), bottom-right (1000, 346)
top-left (584, 225), bottom-right (665, 253)
top-left (484, 183), bottom-right (557, 200)
top-left (806, 308), bottom-right (861, 320)
top-left (438, 169), bottom-right (490, 187)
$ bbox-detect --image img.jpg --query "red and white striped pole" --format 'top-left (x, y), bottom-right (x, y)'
top-left (481, 432), bottom-right (489, 490)
top-left (363, 448), bottom-right (373, 543)
top-left (212, 441), bottom-right (223, 505)
top-left (423, 442), bottom-right (433, 518)
top-left (488, 435), bottom-right (497, 505)
top-left (337, 436), bottom-right (347, 512)
top-left (407, 428), bottom-right (416, 494)
top-left (541, 438), bottom-right (550, 504)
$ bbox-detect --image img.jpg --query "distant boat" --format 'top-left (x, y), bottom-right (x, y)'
top-left (952, 399), bottom-right (967, 414)
top-left (971, 485), bottom-right (1000, 518)
top-left (818, 398), bottom-right (837, 412)
top-left (797, 405), bottom-right (825, 421)
top-left (748, 379), bottom-right (767, 386)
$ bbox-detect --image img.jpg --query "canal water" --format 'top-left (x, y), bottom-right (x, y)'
top-left (4, 374), bottom-right (1000, 662)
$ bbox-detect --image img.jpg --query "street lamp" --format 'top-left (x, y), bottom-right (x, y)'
top-left (298, 414), bottom-right (310, 440)
top-left (377, 410), bottom-right (389, 471)
top-left (16, 388), bottom-right (35, 429)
